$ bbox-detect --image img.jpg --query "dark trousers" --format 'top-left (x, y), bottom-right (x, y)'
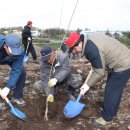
top-left (101, 69), bottom-right (130, 121)
top-left (24, 42), bottom-right (37, 60)
top-left (49, 77), bottom-right (69, 95)
top-left (13, 68), bottom-right (26, 99)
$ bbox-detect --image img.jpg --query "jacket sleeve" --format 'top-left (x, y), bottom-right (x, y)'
top-left (85, 52), bottom-right (106, 87)
top-left (54, 54), bottom-right (70, 82)
top-left (6, 53), bottom-right (24, 89)
top-left (22, 28), bottom-right (31, 39)
top-left (40, 63), bottom-right (50, 93)
top-left (85, 67), bottom-right (105, 87)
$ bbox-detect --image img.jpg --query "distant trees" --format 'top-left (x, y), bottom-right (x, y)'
top-left (122, 31), bottom-right (130, 38)
top-left (105, 30), bottom-right (112, 37)
top-left (44, 28), bottom-right (66, 39)
top-left (0, 27), bottom-right (23, 34)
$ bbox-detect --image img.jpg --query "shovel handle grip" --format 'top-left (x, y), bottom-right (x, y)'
top-left (76, 94), bottom-right (82, 103)
top-left (5, 97), bottom-right (14, 109)
top-left (25, 41), bottom-right (31, 54)
top-left (0, 89), bottom-right (12, 107)
top-left (4, 97), bottom-right (9, 103)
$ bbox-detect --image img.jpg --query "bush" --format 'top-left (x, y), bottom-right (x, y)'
top-left (34, 38), bottom-right (51, 44)
top-left (119, 37), bottom-right (130, 48)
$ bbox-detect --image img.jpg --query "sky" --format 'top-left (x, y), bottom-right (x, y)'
top-left (0, 0), bottom-right (130, 31)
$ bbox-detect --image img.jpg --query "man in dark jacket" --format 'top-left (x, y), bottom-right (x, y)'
top-left (65, 32), bottom-right (130, 126)
top-left (22, 21), bottom-right (37, 61)
top-left (0, 34), bottom-right (26, 105)
top-left (40, 46), bottom-right (79, 102)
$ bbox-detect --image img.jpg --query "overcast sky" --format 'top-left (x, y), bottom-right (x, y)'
top-left (1, 0), bottom-right (130, 31)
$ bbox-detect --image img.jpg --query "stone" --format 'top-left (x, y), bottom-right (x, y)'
top-left (77, 69), bottom-right (82, 74)
top-left (25, 80), bottom-right (31, 85)
top-left (0, 102), bottom-right (6, 110)
top-left (33, 80), bottom-right (42, 90)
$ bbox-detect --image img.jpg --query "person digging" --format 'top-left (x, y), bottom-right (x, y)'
top-left (65, 32), bottom-right (130, 126)
top-left (0, 34), bottom-right (26, 106)
top-left (40, 46), bottom-right (81, 102)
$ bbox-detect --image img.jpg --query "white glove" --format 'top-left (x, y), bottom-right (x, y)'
top-left (80, 83), bottom-right (89, 95)
top-left (28, 37), bottom-right (31, 41)
top-left (48, 78), bottom-right (58, 88)
top-left (0, 87), bottom-right (10, 99)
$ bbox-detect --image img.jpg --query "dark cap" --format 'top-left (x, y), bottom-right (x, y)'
top-left (5, 34), bottom-right (23, 55)
top-left (40, 46), bottom-right (55, 61)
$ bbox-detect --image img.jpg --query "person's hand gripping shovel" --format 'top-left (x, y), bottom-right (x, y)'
top-left (0, 88), bottom-right (27, 120)
top-left (23, 38), bottom-right (31, 62)
top-left (63, 83), bottom-right (89, 118)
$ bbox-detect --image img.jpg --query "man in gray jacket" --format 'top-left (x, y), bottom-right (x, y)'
top-left (40, 46), bottom-right (76, 102)
top-left (65, 32), bottom-right (130, 126)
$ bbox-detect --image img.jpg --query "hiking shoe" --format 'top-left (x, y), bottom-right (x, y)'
top-left (95, 117), bottom-right (109, 126)
top-left (11, 98), bottom-right (26, 106)
top-left (47, 94), bottom-right (54, 103)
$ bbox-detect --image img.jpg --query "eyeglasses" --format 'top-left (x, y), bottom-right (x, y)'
top-left (69, 39), bottom-right (81, 53)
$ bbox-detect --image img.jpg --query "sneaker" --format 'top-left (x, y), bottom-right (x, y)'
top-left (47, 94), bottom-right (54, 103)
top-left (11, 98), bottom-right (26, 106)
top-left (95, 117), bottom-right (109, 126)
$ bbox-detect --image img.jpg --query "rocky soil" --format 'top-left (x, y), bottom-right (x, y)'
top-left (0, 46), bottom-right (129, 130)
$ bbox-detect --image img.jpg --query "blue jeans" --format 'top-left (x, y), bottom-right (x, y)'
top-left (101, 69), bottom-right (130, 121)
top-left (13, 68), bottom-right (26, 99)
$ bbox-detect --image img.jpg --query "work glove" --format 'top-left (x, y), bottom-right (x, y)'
top-left (0, 87), bottom-right (10, 99)
top-left (47, 94), bottom-right (54, 102)
top-left (27, 37), bottom-right (31, 41)
top-left (80, 83), bottom-right (89, 95)
top-left (48, 78), bottom-right (58, 88)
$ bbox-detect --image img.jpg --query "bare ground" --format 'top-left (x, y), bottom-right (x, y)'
top-left (0, 46), bottom-right (129, 130)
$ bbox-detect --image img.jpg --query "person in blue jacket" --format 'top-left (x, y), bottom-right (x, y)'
top-left (0, 34), bottom-right (26, 106)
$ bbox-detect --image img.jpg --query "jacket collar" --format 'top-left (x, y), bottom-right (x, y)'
top-left (81, 35), bottom-right (88, 57)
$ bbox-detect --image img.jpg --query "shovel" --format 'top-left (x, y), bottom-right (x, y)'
top-left (23, 40), bottom-right (30, 62)
top-left (0, 89), bottom-right (27, 120)
top-left (4, 97), bottom-right (27, 120)
top-left (63, 94), bottom-right (85, 118)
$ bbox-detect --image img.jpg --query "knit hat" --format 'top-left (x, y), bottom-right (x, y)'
top-left (5, 34), bottom-right (23, 55)
top-left (27, 21), bottom-right (32, 25)
top-left (40, 46), bottom-right (55, 61)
